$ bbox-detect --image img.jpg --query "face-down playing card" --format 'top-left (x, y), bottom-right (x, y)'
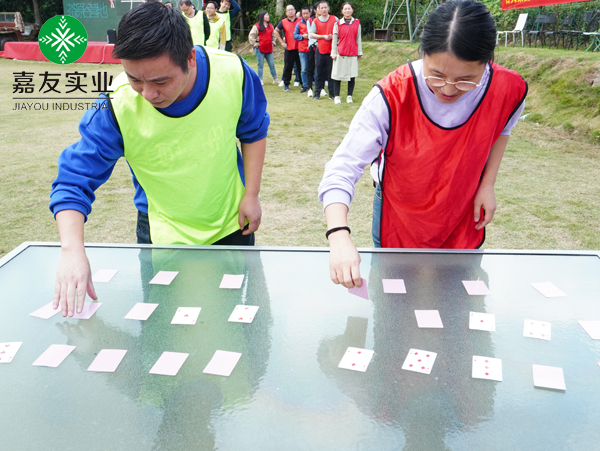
top-left (149, 352), bottom-right (189, 376)
top-left (401, 349), bottom-right (437, 375)
top-left (149, 271), bottom-right (179, 285)
top-left (32, 344), bottom-right (76, 368)
top-left (382, 279), bottom-right (406, 294)
top-left (87, 349), bottom-right (127, 373)
top-left (338, 347), bottom-right (374, 372)
top-left (532, 364), bottom-right (566, 390)
top-left (203, 350), bottom-right (242, 376)
top-left (462, 280), bottom-right (491, 295)
top-left (415, 310), bottom-right (444, 328)
top-left (124, 303), bottom-right (159, 320)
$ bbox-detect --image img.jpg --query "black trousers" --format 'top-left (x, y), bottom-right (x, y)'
top-left (332, 78), bottom-right (356, 97)
top-left (225, 40), bottom-right (232, 52)
top-left (315, 51), bottom-right (333, 96)
top-left (136, 210), bottom-right (255, 246)
top-left (282, 49), bottom-right (300, 86)
top-left (307, 46), bottom-right (316, 89)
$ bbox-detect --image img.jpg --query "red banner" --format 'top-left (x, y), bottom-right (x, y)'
top-left (501, 0), bottom-right (592, 10)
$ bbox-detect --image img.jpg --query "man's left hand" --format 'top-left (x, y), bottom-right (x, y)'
top-left (473, 183), bottom-right (496, 230)
top-left (239, 194), bottom-right (262, 235)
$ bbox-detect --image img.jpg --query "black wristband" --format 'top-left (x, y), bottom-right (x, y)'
top-left (326, 226), bottom-right (351, 239)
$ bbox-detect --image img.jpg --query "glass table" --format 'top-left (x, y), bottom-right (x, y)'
top-left (1, 243), bottom-right (599, 451)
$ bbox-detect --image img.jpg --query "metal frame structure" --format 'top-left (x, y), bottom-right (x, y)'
top-left (381, 0), bottom-right (439, 42)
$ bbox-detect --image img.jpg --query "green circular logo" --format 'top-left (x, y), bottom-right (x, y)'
top-left (39, 15), bottom-right (88, 65)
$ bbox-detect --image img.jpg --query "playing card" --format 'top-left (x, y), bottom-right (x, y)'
top-left (149, 351), bottom-right (189, 376)
top-left (0, 342), bottom-right (23, 363)
top-left (469, 312), bottom-right (496, 332)
top-left (149, 271), bottom-right (179, 285)
top-left (228, 305), bottom-right (259, 323)
top-left (219, 274), bottom-right (244, 289)
top-left (171, 307), bottom-right (201, 325)
top-left (92, 269), bottom-right (118, 283)
top-left (87, 349), bottom-right (127, 373)
top-left (203, 350), bottom-right (242, 376)
top-left (401, 349), bottom-right (437, 375)
top-left (415, 310), bottom-right (444, 328)
top-left (71, 302), bottom-right (102, 319)
top-left (579, 321), bottom-right (600, 340)
top-left (124, 303), bottom-right (159, 320)
top-left (532, 364), bottom-right (566, 390)
top-left (29, 302), bottom-right (61, 319)
top-left (462, 280), bottom-right (491, 295)
top-left (472, 355), bottom-right (502, 381)
top-left (337, 347), bottom-right (374, 372)
top-left (531, 282), bottom-right (566, 298)
top-left (523, 319), bottom-right (551, 340)
top-left (32, 344), bottom-right (76, 367)
top-left (348, 278), bottom-right (369, 300)
top-left (382, 279), bottom-right (406, 294)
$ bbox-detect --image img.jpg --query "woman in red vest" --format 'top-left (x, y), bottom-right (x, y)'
top-left (249, 10), bottom-right (278, 85)
top-left (331, 2), bottom-right (362, 104)
top-left (319, 0), bottom-right (527, 288)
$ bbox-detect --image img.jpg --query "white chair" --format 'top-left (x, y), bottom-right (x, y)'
top-left (497, 13), bottom-right (528, 47)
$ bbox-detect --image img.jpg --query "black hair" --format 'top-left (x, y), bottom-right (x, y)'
top-left (113, 2), bottom-right (193, 73)
top-left (341, 2), bottom-right (354, 12)
top-left (164, 1), bottom-right (173, 5)
top-left (317, 0), bottom-right (329, 7)
top-left (301, 5), bottom-right (310, 12)
top-left (180, 0), bottom-right (192, 5)
top-left (258, 10), bottom-right (268, 32)
top-left (205, 1), bottom-right (218, 8)
top-left (420, 0), bottom-right (496, 64)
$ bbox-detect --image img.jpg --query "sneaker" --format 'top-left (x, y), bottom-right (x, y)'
top-left (300, 87), bottom-right (308, 93)
top-left (320, 89), bottom-right (327, 97)
top-left (283, 85), bottom-right (290, 92)
top-left (325, 81), bottom-right (328, 87)
top-left (278, 80), bottom-right (285, 87)
top-left (294, 81), bottom-right (300, 87)
top-left (347, 95), bottom-right (353, 103)
top-left (307, 88), bottom-right (313, 97)
top-left (273, 78), bottom-right (279, 84)
top-left (334, 96), bottom-right (341, 104)
top-left (313, 95), bottom-right (320, 100)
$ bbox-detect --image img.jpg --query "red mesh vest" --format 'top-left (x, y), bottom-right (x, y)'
top-left (315, 15), bottom-right (336, 54)
top-left (297, 20), bottom-right (309, 53)
top-left (337, 19), bottom-right (360, 56)
top-left (257, 23), bottom-right (273, 53)
top-left (281, 18), bottom-right (299, 51)
top-left (377, 62), bottom-right (527, 249)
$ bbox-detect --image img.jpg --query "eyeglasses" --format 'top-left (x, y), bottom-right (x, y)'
top-left (424, 76), bottom-right (481, 92)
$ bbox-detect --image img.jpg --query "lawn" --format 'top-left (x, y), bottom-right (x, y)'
top-left (0, 42), bottom-right (599, 257)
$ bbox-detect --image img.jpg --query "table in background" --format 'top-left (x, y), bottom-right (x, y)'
top-left (1, 243), bottom-right (599, 451)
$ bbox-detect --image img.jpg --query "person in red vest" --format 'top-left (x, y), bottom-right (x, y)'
top-left (274, 5), bottom-right (301, 92)
top-left (309, 0), bottom-right (337, 100)
top-left (318, 0), bottom-right (527, 288)
top-left (331, 3), bottom-right (362, 104)
top-left (294, 6), bottom-right (313, 94)
top-left (249, 10), bottom-right (278, 85)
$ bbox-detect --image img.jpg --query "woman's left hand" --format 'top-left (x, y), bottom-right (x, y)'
top-left (473, 183), bottom-right (496, 230)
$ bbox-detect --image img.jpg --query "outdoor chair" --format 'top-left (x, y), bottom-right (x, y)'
top-left (558, 15), bottom-right (576, 49)
top-left (497, 13), bottom-right (528, 47)
top-left (582, 11), bottom-right (600, 51)
top-left (528, 14), bottom-right (557, 48)
top-left (573, 11), bottom-right (597, 50)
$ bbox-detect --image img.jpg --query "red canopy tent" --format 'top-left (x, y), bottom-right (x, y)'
top-left (501, 0), bottom-right (592, 10)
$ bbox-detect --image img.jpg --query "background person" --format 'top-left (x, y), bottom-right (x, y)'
top-left (274, 5), bottom-right (301, 92)
top-left (294, 6), bottom-right (312, 94)
top-left (180, 0), bottom-right (210, 46)
top-left (217, 0), bottom-right (241, 52)
top-left (249, 10), bottom-right (278, 86)
top-left (205, 1), bottom-right (226, 49)
top-left (331, 2), bottom-right (361, 104)
top-left (318, 0), bottom-right (527, 288)
top-left (309, 0), bottom-right (337, 100)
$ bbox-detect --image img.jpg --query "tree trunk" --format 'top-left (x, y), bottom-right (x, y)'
top-left (32, 0), bottom-right (41, 25)
top-left (276, 0), bottom-right (284, 17)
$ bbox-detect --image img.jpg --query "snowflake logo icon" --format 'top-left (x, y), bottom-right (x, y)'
top-left (39, 15), bottom-right (88, 65)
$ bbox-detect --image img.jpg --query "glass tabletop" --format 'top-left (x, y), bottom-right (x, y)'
top-left (1, 244), bottom-right (599, 451)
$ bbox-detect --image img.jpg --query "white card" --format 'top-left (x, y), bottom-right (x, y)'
top-left (124, 303), bottom-right (159, 320)
top-left (469, 312), bottom-right (496, 332)
top-left (532, 364), bottom-right (566, 390)
top-left (531, 282), bottom-right (566, 298)
top-left (0, 342), bottom-right (23, 363)
top-left (71, 302), bottom-right (102, 319)
top-left (92, 269), bottom-right (118, 283)
top-left (171, 307), bottom-right (201, 325)
top-left (29, 302), bottom-right (61, 319)
top-left (415, 310), bottom-right (444, 328)
top-left (203, 350), bottom-right (242, 376)
top-left (338, 347), bottom-right (374, 372)
top-left (472, 355), bottom-right (502, 381)
top-left (228, 305), bottom-right (259, 323)
top-left (32, 344), bottom-right (76, 367)
top-left (462, 280), bottom-right (491, 295)
top-left (219, 274), bottom-right (244, 289)
top-left (87, 349), bottom-right (127, 373)
top-left (149, 351), bottom-right (189, 376)
top-left (149, 271), bottom-right (179, 285)
top-left (523, 319), bottom-right (551, 341)
top-left (578, 321), bottom-right (600, 340)
top-left (401, 349), bottom-right (437, 375)
top-left (382, 279), bottom-right (406, 294)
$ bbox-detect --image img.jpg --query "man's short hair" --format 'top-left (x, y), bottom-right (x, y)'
top-left (301, 5), bottom-right (310, 12)
top-left (180, 0), bottom-right (192, 6)
top-left (113, 2), bottom-right (193, 73)
top-left (317, 0), bottom-right (329, 7)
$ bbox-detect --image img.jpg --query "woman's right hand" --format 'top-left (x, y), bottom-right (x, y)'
top-left (328, 230), bottom-right (362, 288)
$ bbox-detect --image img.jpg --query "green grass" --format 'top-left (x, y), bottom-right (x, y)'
top-left (0, 42), bottom-right (599, 257)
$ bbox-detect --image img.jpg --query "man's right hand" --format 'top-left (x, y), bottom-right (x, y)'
top-left (328, 230), bottom-right (362, 288)
top-left (53, 248), bottom-right (97, 317)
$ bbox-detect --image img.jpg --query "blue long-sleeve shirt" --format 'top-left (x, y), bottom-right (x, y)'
top-left (228, 0), bottom-right (241, 21)
top-left (50, 46), bottom-right (269, 220)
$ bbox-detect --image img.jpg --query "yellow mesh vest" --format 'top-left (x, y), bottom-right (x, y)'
top-left (217, 10), bottom-right (231, 41)
top-left (183, 11), bottom-right (205, 46)
top-left (206, 15), bottom-right (225, 48)
top-left (109, 47), bottom-right (245, 245)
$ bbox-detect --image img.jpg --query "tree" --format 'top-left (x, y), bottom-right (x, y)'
top-left (32, 0), bottom-right (41, 25)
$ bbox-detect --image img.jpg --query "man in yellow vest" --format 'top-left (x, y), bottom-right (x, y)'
top-left (49, 2), bottom-right (269, 317)
top-left (180, 0), bottom-right (210, 46)
top-left (216, 0), bottom-right (241, 52)
top-left (205, 1), bottom-right (226, 49)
